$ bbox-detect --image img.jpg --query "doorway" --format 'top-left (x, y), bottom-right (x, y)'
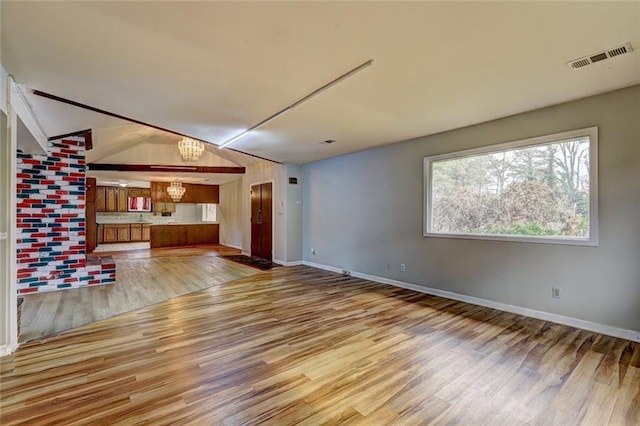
top-left (250, 182), bottom-right (272, 261)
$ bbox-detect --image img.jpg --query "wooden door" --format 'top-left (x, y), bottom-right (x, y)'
top-left (85, 178), bottom-right (97, 253)
top-left (96, 186), bottom-right (106, 212)
top-left (250, 182), bottom-right (273, 260)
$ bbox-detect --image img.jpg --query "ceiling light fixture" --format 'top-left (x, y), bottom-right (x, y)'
top-left (166, 181), bottom-right (186, 202)
top-left (178, 137), bottom-right (205, 161)
top-left (218, 59), bottom-right (374, 149)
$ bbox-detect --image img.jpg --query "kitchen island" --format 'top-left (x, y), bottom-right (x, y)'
top-left (150, 223), bottom-right (220, 248)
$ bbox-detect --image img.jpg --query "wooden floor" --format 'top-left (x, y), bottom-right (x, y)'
top-left (2, 265), bottom-right (640, 425)
top-left (19, 245), bottom-right (256, 342)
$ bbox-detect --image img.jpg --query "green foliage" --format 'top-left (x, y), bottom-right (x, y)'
top-left (430, 138), bottom-right (591, 239)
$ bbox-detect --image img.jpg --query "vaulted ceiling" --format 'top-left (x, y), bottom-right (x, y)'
top-left (2, 1), bottom-right (639, 183)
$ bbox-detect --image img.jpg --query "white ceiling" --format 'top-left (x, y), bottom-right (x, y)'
top-left (2, 1), bottom-right (639, 177)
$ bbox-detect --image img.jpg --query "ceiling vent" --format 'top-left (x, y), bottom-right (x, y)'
top-left (567, 43), bottom-right (633, 70)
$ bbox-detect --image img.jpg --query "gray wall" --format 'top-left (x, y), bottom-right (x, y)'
top-left (286, 164), bottom-right (303, 262)
top-left (303, 85), bottom-right (640, 331)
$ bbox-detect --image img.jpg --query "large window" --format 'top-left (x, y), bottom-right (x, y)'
top-left (424, 127), bottom-right (598, 246)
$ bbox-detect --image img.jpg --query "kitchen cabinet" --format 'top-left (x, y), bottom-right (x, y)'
top-left (105, 187), bottom-right (117, 212)
top-left (151, 181), bottom-right (219, 207)
top-left (97, 224), bottom-right (104, 244)
top-left (117, 188), bottom-right (128, 212)
top-left (150, 224), bottom-right (219, 248)
top-left (103, 224), bottom-right (117, 242)
top-left (96, 186), bottom-right (106, 212)
top-left (97, 186), bottom-right (151, 212)
top-left (116, 224), bottom-right (130, 242)
top-left (97, 223), bottom-right (151, 245)
top-left (130, 224), bottom-right (142, 241)
top-left (128, 188), bottom-right (151, 198)
top-left (142, 224), bottom-right (151, 241)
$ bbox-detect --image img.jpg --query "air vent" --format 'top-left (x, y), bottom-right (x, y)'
top-left (567, 42), bottom-right (633, 70)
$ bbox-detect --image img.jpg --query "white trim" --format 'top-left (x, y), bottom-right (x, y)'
top-left (302, 261), bottom-right (640, 343)
top-left (221, 243), bottom-right (243, 250)
top-left (9, 80), bottom-right (47, 153)
top-left (424, 126), bottom-right (599, 247)
top-left (0, 342), bottom-right (19, 358)
top-left (273, 259), bottom-right (303, 267)
top-left (241, 251), bottom-right (251, 257)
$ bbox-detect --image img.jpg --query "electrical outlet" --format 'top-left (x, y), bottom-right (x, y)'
top-left (386, 262), bottom-right (391, 269)
top-left (552, 287), bottom-right (560, 299)
top-left (311, 248), bottom-right (315, 255)
top-left (400, 263), bottom-right (406, 272)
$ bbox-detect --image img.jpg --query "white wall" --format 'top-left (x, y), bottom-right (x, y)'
top-left (303, 85), bottom-right (640, 333)
top-left (219, 178), bottom-right (243, 249)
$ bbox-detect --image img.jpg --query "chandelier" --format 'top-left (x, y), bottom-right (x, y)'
top-left (166, 181), bottom-right (186, 202)
top-left (178, 137), bottom-right (205, 161)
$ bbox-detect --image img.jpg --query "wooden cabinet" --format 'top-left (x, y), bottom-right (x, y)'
top-left (151, 182), bottom-right (219, 209)
top-left (142, 224), bottom-right (150, 241)
top-left (96, 186), bottom-right (151, 212)
top-left (150, 224), bottom-right (219, 248)
top-left (105, 187), bottom-right (117, 212)
top-left (97, 224), bottom-right (104, 244)
top-left (116, 224), bottom-right (130, 242)
top-left (153, 201), bottom-right (176, 213)
top-left (117, 188), bottom-right (128, 212)
top-left (130, 224), bottom-right (142, 241)
top-left (180, 183), bottom-right (219, 204)
top-left (103, 224), bottom-right (117, 243)
top-left (97, 223), bottom-right (151, 245)
top-left (128, 188), bottom-right (151, 198)
top-left (95, 186), bottom-right (106, 212)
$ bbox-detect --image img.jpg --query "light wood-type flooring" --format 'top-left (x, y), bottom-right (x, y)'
top-left (18, 245), bottom-right (256, 342)
top-left (3, 265), bottom-right (640, 424)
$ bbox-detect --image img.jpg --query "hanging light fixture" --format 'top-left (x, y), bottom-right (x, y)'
top-left (166, 181), bottom-right (186, 202)
top-left (178, 137), bottom-right (205, 161)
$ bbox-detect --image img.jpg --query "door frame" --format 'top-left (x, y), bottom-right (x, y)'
top-left (249, 179), bottom-right (275, 260)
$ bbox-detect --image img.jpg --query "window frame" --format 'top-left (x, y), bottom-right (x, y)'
top-left (423, 126), bottom-right (598, 246)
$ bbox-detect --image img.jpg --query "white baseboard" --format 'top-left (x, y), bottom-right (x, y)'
top-left (302, 261), bottom-right (640, 343)
top-left (273, 259), bottom-right (303, 267)
top-left (221, 243), bottom-right (243, 250)
top-left (0, 342), bottom-right (19, 357)
top-left (241, 251), bottom-right (251, 257)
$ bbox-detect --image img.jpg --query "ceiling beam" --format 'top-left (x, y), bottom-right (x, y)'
top-left (87, 163), bottom-right (245, 174)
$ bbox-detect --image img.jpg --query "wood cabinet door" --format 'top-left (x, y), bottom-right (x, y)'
top-left (130, 224), bottom-right (142, 241)
top-left (142, 225), bottom-right (151, 241)
top-left (96, 187), bottom-right (106, 212)
top-left (104, 225), bottom-right (117, 242)
top-left (105, 187), bottom-right (117, 212)
top-left (117, 188), bottom-right (128, 212)
top-left (97, 225), bottom-right (104, 244)
top-left (116, 225), bottom-right (130, 242)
